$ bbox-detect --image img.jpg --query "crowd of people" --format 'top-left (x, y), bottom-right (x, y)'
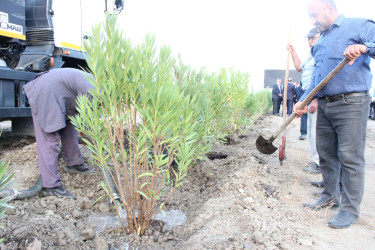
top-left (271, 78), bottom-right (305, 118)
top-left (272, 0), bottom-right (375, 229)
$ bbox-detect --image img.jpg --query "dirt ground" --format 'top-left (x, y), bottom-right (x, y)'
top-left (0, 114), bottom-right (374, 249)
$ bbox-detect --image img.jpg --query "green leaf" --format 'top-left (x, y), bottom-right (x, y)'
top-left (140, 182), bottom-right (149, 189)
top-left (137, 191), bottom-right (149, 200)
top-left (137, 172), bottom-right (154, 179)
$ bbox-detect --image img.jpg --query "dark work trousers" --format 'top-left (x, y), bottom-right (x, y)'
top-left (286, 100), bottom-right (294, 115)
top-left (272, 98), bottom-right (282, 115)
top-left (317, 94), bottom-right (370, 216)
top-left (300, 113), bottom-right (307, 135)
top-left (32, 114), bottom-right (84, 188)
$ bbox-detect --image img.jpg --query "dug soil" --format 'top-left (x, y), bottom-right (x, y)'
top-left (0, 115), bottom-right (374, 249)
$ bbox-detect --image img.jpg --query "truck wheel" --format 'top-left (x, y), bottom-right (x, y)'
top-left (11, 117), bottom-right (35, 136)
top-left (370, 104), bottom-right (375, 120)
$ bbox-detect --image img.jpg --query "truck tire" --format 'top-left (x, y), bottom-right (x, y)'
top-left (370, 104), bottom-right (375, 120)
top-left (11, 117), bottom-right (35, 136)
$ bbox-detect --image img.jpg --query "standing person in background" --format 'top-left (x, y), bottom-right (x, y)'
top-left (295, 81), bottom-right (303, 104)
top-left (288, 28), bottom-right (321, 173)
top-left (294, 0), bottom-right (375, 229)
top-left (272, 78), bottom-right (283, 116)
top-left (24, 68), bottom-right (95, 198)
top-left (285, 78), bottom-right (296, 115)
top-left (295, 80), bottom-right (307, 140)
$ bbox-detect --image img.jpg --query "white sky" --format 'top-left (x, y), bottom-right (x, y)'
top-left (107, 0), bottom-right (375, 90)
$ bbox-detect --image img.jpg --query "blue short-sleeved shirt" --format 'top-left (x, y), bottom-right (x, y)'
top-left (301, 53), bottom-right (315, 91)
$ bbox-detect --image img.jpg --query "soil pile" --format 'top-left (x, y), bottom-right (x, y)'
top-left (0, 115), bottom-right (374, 249)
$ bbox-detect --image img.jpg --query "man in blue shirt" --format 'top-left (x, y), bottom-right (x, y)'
top-left (294, 0), bottom-right (375, 229)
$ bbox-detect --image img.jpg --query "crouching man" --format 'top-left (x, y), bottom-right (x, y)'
top-left (24, 68), bottom-right (95, 198)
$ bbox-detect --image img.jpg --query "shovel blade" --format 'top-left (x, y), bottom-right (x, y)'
top-left (256, 135), bottom-right (278, 155)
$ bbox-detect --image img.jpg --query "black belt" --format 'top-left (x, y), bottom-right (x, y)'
top-left (320, 91), bottom-right (369, 103)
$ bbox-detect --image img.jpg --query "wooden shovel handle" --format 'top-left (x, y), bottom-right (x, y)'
top-left (270, 58), bottom-right (350, 141)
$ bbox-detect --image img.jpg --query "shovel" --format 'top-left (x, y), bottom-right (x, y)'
top-left (279, 38), bottom-right (292, 162)
top-left (256, 58), bottom-right (349, 155)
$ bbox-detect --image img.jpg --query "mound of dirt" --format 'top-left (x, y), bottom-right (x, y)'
top-left (0, 116), bottom-right (374, 249)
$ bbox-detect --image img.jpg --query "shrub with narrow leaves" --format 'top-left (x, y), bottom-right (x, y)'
top-left (206, 68), bottom-right (250, 141)
top-left (245, 89), bottom-right (272, 118)
top-left (174, 56), bottom-right (215, 158)
top-left (175, 58), bottom-right (252, 142)
top-left (71, 14), bottom-right (199, 235)
top-left (0, 132), bottom-right (14, 243)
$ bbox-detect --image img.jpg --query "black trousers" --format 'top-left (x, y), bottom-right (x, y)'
top-left (287, 100), bottom-right (294, 115)
top-left (272, 98), bottom-right (282, 115)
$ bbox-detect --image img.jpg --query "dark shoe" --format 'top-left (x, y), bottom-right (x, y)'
top-left (64, 163), bottom-right (94, 175)
top-left (328, 211), bottom-right (358, 229)
top-left (303, 197), bottom-right (339, 210)
top-left (41, 186), bottom-right (75, 198)
top-left (303, 163), bottom-right (321, 174)
top-left (311, 180), bottom-right (324, 188)
top-left (299, 134), bottom-right (307, 140)
top-left (314, 191), bottom-right (322, 196)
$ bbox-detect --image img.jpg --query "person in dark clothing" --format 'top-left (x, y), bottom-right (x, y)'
top-left (23, 68), bottom-right (95, 198)
top-left (295, 81), bottom-right (304, 103)
top-left (271, 78), bottom-right (283, 115)
top-left (295, 81), bottom-right (307, 138)
top-left (285, 78), bottom-right (296, 115)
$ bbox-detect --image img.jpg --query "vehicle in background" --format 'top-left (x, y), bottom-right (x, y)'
top-left (370, 88), bottom-right (375, 120)
top-left (0, 0), bottom-right (124, 135)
